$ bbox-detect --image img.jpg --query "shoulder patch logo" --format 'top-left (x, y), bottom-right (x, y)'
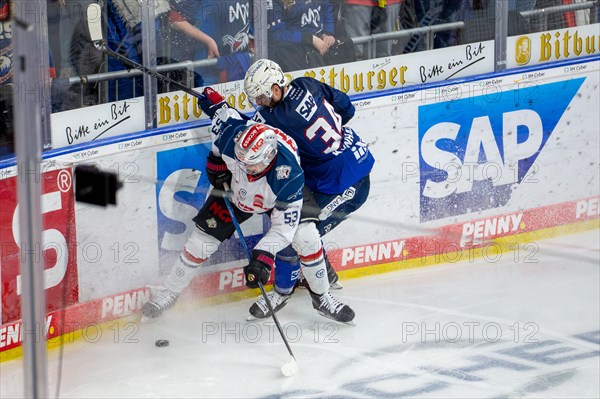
top-left (276, 165), bottom-right (292, 180)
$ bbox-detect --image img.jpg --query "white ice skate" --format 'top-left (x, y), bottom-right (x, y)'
top-left (141, 287), bottom-right (180, 320)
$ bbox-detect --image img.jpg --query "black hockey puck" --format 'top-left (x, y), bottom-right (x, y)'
top-left (155, 339), bottom-right (169, 347)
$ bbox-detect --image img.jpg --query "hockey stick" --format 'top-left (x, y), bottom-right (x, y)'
top-left (86, 3), bottom-right (204, 100)
top-left (221, 182), bottom-right (299, 377)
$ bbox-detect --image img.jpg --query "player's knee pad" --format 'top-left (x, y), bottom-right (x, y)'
top-left (274, 247), bottom-right (300, 295)
top-left (292, 222), bottom-right (323, 261)
top-left (165, 256), bottom-right (200, 293)
top-left (165, 228), bottom-right (221, 294)
top-left (183, 228), bottom-right (221, 265)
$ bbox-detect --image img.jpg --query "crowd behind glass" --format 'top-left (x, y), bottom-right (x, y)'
top-left (1, 0), bottom-right (598, 159)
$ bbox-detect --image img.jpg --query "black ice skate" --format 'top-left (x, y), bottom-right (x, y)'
top-left (309, 290), bottom-right (355, 323)
top-left (247, 290), bottom-right (291, 320)
top-left (141, 288), bottom-right (179, 319)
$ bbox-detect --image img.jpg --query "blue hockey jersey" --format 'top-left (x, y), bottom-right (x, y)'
top-left (252, 77), bottom-right (374, 194)
top-left (169, 0), bottom-right (252, 84)
top-left (169, 0), bottom-right (252, 58)
top-left (268, 0), bottom-right (335, 45)
top-left (210, 106), bottom-right (305, 255)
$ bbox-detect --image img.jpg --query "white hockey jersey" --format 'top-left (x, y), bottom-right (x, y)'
top-left (210, 107), bottom-right (305, 256)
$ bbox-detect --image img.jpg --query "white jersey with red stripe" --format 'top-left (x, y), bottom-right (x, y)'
top-left (210, 106), bottom-right (305, 255)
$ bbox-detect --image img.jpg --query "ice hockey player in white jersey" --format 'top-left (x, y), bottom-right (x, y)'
top-left (142, 87), bottom-right (355, 323)
top-left (241, 59), bottom-right (374, 319)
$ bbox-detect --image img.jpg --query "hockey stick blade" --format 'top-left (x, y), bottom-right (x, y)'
top-left (87, 3), bottom-right (103, 42)
top-left (280, 357), bottom-right (298, 377)
top-left (246, 314), bottom-right (259, 322)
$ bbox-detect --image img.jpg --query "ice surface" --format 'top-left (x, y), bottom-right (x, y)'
top-left (1, 229), bottom-right (598, 398)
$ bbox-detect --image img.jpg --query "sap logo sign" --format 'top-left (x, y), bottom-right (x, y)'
top-left (419, 78), bottom-right (584, 222)
top-left (422, 109), bottom-right (540, 196)
top-left (155, 144), bottom-right (212, 271)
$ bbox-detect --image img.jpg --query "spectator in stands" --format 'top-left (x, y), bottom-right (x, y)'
top-left (467, 0), bottom-right (581, 37)
top-left (0, 17), bottom-right (58, 155)
top-left (401, 0), bottom-right (466, 52)
top-left (509, 0), bottom-right (537, 15)
top-left (105, 0), bottom-right (145, 101)
top-left (459, 0), bottom-right (530, 44)
top-left (106, 0), bottom-right (171, 101)
top-left (167, 0), bottom-right (253, 85)
top-left (342, 0), bottom-right (403, 60)
top-left (0, 16), bottom-right (13, 158)
top-left (567, 0), bottom-right (592, 27)
top-left (58, 0), bottom-right (171, 109)
top-left (267, 0), bottom-right (355, 72)
top-left (66, 1), bottom-right (99, 78)
top-left (531, 0), bottom-right (570, 31)
top-left (47, 0), bottom-right (64, 76)
top-left (508, 0), bottom-right (593, 33)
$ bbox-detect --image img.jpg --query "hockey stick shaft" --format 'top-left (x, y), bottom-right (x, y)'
top-left (95, 43), bottom-right (204, 100)
top-left (86, 4), bottom-right (203, 100)
top-left (221, 183), bottom-right (296, 360)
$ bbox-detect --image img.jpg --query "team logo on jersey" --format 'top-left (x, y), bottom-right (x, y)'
top-left (0, 53), bottom-right (12, 84)
top-left (0, 21), bottom-right (13, 85)
top-left (418, 77), bottom-right (584, 222)
top-left (222, 26), bottom-right (250, 53)
top-left (222, 3), bottom-right (250, 52)
top-left (206, 218), bottom-right (217, 229)
top-left (276, 165), bottom-right (291, 180)
top-left (301, 6), bottom-right (322, 29)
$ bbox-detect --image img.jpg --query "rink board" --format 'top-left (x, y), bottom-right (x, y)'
top-left (47, 23), bottom-right (599, 148)
top-left (1, 56), bottom-right (599, 358)
top-left (49, 38), bottom-right (496, 146)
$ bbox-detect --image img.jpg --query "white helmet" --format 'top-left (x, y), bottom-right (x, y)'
top-left (234, 124), bottom-right (278, 175)
top-left (244, 59), bottom-right (288, 107)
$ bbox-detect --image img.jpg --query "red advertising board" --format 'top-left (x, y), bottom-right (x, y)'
top-left (0, 168), bottom-right (79, 324)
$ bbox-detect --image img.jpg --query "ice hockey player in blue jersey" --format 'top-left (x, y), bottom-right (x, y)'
top-left (241, 59), bottom-right (374, 320)
top-left (142, 87), bottom-right (355, 324)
